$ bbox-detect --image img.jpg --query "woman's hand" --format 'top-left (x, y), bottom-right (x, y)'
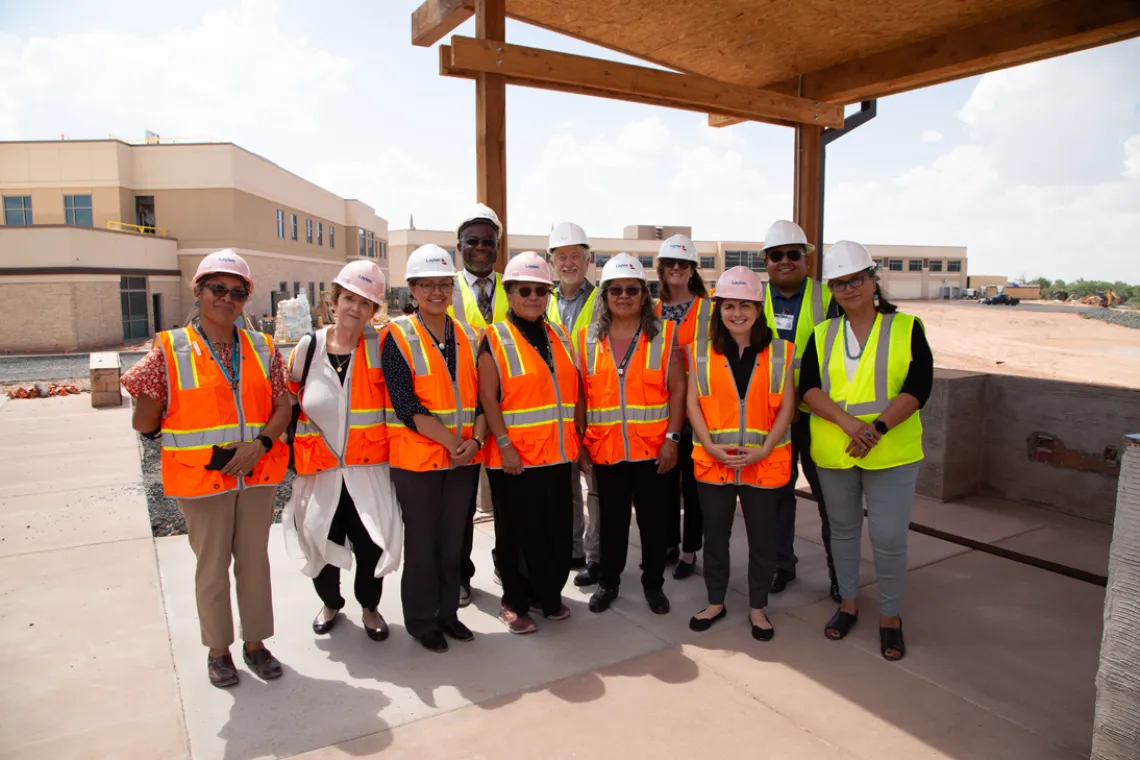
top-left (221, 441), bottom-right (266, 477)
top-left (656, 439), bottom-right (678, 474)
top-left (501, 443), bottom-right (524, 475)
top-left (707, 444), bottom-right (743, 468)
top-left (452, 439), bottom-right (480, 467)
top-left (839, 414), bottom-right (879, 457)
top-left (738, 444), bottom-right (773, 467)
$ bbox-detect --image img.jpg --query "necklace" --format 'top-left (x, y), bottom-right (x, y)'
top-left (843, 316), bottom-right (868, 360)
top-left (330, 353), bottom-right (350, 373)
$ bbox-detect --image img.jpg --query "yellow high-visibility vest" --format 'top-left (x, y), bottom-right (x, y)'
top-left (449, 271), bottom-right (509, 330)
top-left (764, 279), bottom-right (832, 413)
top-left (546, 284), bottom-right (598, 351)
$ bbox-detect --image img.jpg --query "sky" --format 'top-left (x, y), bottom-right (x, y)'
top-left (1, 0), bottom-right (1138, 283)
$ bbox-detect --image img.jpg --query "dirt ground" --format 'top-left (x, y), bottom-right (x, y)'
top-left (905, 302), bottom-right (1140, 389)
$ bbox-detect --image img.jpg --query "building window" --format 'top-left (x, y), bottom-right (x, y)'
top-left (329, 226), bottom-right (335, 249)
top-left (308, 282), bottom-right (315, 305)
top-left (293, 281), bottom-right (300, 297)
top-left (3, 195), bottom-right (33, 225)
top-left (120, 276), bottom-right (149, 340)
top-left (317, 222), bottom-right (323, 246)
top-left (64, 194), bottom-right (93, 226)
top-left (948, 260), bottom-right (962, 272)
top-left (638, 255), bottom-right (654, 268)
top-left (319, 282), bottom-right (325, 297)
top-left (648, 281), bottom-right (661, 298)
top-left (276, 209), bottom-right (284, 238)
top-left (595, 254), bottom-right (611, 267)
top-left (908, 259), bottom-right (923, 272)
top-left (380, 240), bottom-right (387, 260)
top-left (358, 229), bottom-right (366, 257)
top-left (279, 281), bottom-right (287, 293)
top-left (929, 260), bottom-right (943, 272)
top-left (724, 250), bottom-right (764, 273)
top-left (888, 259), bottom-right (903, 271)
top-left (290, 214), bottom-right (298, 241)
top-left (699, 255), bottom-right (715, 269)
top-left (306, 219), bottom-right (313, 243)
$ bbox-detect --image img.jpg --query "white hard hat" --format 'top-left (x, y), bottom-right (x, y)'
top-left (548, 221), bottom-right (590, 253)
top-left (657, 233), bottom-right (699, 263)
top-left (456, 203), bottom-right (502, 239)
top-left (334, 260), bottom-right (386, 305)
top-left (600, 253), bottom-right (646, 284)
top-left (194, 249), bottom-right (253, 292)
top-left (504, 251), bottom-right (554, 285)
top-left (822, 241), bottom-right (876, 281)
top-left (762, 220), bottom-right (816, 254)
top-left (406, 244), bottom-right (457, 279)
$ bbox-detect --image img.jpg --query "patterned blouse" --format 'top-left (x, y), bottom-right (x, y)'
top-left (121, 337), bottom-right (288, 405)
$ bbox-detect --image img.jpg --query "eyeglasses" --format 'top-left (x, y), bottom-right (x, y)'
top-left (202, 283), bottom-right (250, 301)
top-left (514, 285), bottom-right (550, 298)
top-left (461, 237), bottom-right (498, 248)
top-left (607, 285), bottom-right (644, 297)
top-left (415, 280), bottom-right (454, 294)
top-left (661, 260), bottom-right (692, 270)
top-left (828, 272), bottom-right (868, 293)
top-left (767, 248), bottom-right (803, 263)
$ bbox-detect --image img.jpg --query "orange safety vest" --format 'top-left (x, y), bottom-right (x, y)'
top-left (385, 314), bottom-right (482, 472)
top-left (577, 320), bottom-right (675, 465)
top-left (483, 318), bottom-right (580, 469)
top-left (688, 338), bottom-right (793, 488)
top-left (158, 325), bottom-right (289, 499)
top-left (654, 296), bottom-right (712, 348)
top-left (288, 327), bottom-right (389, 476)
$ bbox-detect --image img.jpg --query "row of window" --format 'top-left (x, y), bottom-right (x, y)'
top-left (878, 259), bottom-right (962, 273)
top-left (276, 209), bottom-right (336, 250)
top-left (3, 194), bottom-right (94, 227)
top-left (358, 229), bottom-right (387, 260)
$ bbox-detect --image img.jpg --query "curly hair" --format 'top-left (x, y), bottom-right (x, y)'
top-left (594, 280), bottom-right (660, 342)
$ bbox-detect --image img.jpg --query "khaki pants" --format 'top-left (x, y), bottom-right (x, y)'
top-left (179, 487), bottom-right (276, 649)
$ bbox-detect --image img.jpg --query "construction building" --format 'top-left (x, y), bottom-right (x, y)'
top-left (0, 138), bottom-right (389, 353)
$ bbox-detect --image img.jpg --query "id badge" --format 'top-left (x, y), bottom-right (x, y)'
top-left (774, 313), bottom-right (795, 332)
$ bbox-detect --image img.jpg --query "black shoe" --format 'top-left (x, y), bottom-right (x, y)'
top-left (672, 558), bottom-right (695, 580)
top-left (458, 583), bottom-right (472, 608)
top-left (574, 561), bottom-right (600, 587)
top-left (312, 607), bottom-right (341, 635)
top-left (441, 620), bottom-right (475, 642)
top-left (569, 555), bottom-right (587, 570)
top-left (363, 610), bottom-right (389, 642)
top-left (415, 630), bottom-right (449, 653)
top-left (770, 569), bottom-right (796, 593)
top-left (688, 606), bottom-right (726, 632)
top-left (589, 587), bottom-right (618, 613)
top-left (751, 614), bottom-right (775, 642)
top-left (644, 587), bottom-right (670, 615)
top-left (665, 546), bottom-right (681, 565)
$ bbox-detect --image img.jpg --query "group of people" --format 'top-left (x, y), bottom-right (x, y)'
top-left (121, 205), bottom-right (933, 689)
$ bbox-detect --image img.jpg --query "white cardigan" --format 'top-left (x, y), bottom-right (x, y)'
top-left (282, 328), bottom-right (403, 579)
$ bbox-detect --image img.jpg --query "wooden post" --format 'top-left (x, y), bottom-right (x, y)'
top-left (475, 0), bottom-right (507, 273)
top-left (793, 124), bottom-right (823, 279)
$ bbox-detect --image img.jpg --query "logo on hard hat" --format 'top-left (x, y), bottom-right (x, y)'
top-left (426, 257), bottom-right (445, 264)
top-left (358, 275), bottom-right (374, 284)
top-left (524, 263), bottom-right (540, 270)
top-left (218, 257), bottom-right (237, 263)
top-left (732, 279), bottom-right (746, 286)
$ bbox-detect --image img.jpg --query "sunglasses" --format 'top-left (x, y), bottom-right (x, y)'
top-left (515, 285), bottom-right (550, 298)
top-left (661, 260), bottom-right (692, 270)
top-left (607, 285), bottom-right (644, 297)
top-left (767, 249), bottom-right (803, 263)
top-left (828, 272), bottom-right (868, 293)
top-left (462, 237), bottom-right (498, 248)
top-left (202, 283), bottom-right (250, 301)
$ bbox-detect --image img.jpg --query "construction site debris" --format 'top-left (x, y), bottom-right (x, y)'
top-left (6, 383), bottom-right (84, 399)
top-left (1081, 309), bottom-right (1140, 331)
top-left (273, 291), bottom-right (313, 342)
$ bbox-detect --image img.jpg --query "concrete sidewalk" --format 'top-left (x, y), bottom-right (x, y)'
top-left (0, 395), bottom-right (1110, 760)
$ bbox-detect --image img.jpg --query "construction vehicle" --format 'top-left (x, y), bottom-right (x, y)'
top-left (1079, 290), bottom-right (1119, 307)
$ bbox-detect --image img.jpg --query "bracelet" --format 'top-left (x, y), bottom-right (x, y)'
top-left (140, 426), bottom-right (162, 440)
top-left (496, 434), bottom-right (513, 448)
top-left (472, 437), bottom-right (484, 450)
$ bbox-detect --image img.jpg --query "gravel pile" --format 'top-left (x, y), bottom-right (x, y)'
top-left (1081, 309), bottom-right (1140, 330)
top-left (140, 436), bottom-right (295, 537)
top-left (0, 352), bottom-right (147, 383)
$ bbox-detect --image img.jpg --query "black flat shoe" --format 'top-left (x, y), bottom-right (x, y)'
top-left (574, 562), bottom-right (600, 587)
top-left (688, 606), bottom-right (726, 632)
top-left (770, 569), bottom-right (795, 593)
top-left (665, 546), bottom-right (681, 565)
top-left (751, 614), bottom-right (775, 642)
top-left (672, 559), bottom-right (695, 580)
top-left (363, 611), bottom-right (389, 642)
top-left (589, 587), bottom-right (618, 613)
top-left (825, 608), bottom-right (859, 640)
top-left (415, 630), bottom-right (448, 653)
top-left (880, 620), bottom-right (906, 661)
top-left (312, 608), bottom-right (341, 635)
top-left (644, 587), bottom-right (670, 615)
top-left (441, 619), bottom-right (475, 642)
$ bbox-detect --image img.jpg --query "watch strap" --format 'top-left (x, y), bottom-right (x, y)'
top-left (256, 434), bottom-right (273, 451)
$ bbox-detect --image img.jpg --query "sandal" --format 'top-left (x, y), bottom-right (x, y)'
top-left (880, 620), bottom-right (906, 661)
top-left (825, 608), bottom-right (858, 640)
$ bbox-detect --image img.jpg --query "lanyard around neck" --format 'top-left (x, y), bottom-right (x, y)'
top-left (199, 324), bottom-right (241, 389)
top-left (615, 327), bottom-right (642, 376)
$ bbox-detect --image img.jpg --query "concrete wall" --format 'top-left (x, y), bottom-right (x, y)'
top-left (0, 275), bottom-right (120, 352)
top-left (919, 371), bottom-right (1140, 524)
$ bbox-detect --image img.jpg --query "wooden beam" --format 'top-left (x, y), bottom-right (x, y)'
top-left (801, 0), bottom-right (1140, 104)
top-left (411, 0), bottom-right (474, 48)
top-left (793, 125), bottom-right (822, 278)
top-left (475, 0), bottom-right (508, 274)
top-left (443, 36), bottom-right (845, 128)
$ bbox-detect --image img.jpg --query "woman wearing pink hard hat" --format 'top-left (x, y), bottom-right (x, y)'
top-left (120, 249), bottom-right (292, 687)
top-left (282, 259), bottom-right (403, 645)
top-left (685, 266), bottom-right (796, 641)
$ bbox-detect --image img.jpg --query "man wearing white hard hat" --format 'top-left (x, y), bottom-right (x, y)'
top-left (283, 259), bottom-right (402, 645)
top-left (382, 244), bottom-right (487, 653)
top-left (761, 220), bottom-right (841, 602)
top-left (121, 249), bottom-right (291, 687)
top-left (479, 252), bottom-right (581, 634)
top-left (799, 240), bottom-right (933, 662)
top-left (545, 221), bottom-right (601, 580)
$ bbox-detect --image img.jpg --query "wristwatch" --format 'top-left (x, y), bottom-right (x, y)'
top-left (665, 432), bottom-right (681, 443)
top-left (873, 419), bottom-right (889, 435)
top-left (256, 434), bottom-right (273, 452)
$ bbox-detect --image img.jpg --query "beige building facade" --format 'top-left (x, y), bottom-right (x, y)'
top-left (0, 139), bottom-right (389, 352)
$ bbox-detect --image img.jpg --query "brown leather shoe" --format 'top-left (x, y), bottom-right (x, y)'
top-left (207, 654), bottom-right (239, 688)
top-left (242, 646), bottom-right (283, 680)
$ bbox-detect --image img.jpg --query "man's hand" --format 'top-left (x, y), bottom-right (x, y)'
top-left (656, 439), bottom-right (679, 473)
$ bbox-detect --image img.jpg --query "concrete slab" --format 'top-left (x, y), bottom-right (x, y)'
top-left (910, 494), bottom-right (1047, 544)
top-left (792, 551), bottom-right (1102, 756)
top-left (0, 484), bottom-right (152, 558)
top-left (0, 539), bottom-right (186, 760)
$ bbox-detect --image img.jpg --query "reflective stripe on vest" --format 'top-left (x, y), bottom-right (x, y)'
top-left (696, 338), bottom-right (790, 449)
top-left (450, 272), bottom-right (509, 329)
top-left (387, 316), bottom-right (479, 433)
top-left (820, 314), bottom-right (895, 417)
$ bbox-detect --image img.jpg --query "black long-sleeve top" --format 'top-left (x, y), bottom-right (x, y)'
top-left (797, 316), bottom-right (934, 407)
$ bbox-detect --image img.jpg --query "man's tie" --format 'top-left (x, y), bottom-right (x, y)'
top-left (477, 277), bottom-right (494, 323)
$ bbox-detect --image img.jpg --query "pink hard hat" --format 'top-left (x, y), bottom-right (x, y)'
top-left (194, 249), bottom-right (253, 292)
top-left (714, 266), bottom-right (763, 302)
top-left (334, 260), bottom-right (387, 305)
top-left (503, 251), bottom-right (554, 285)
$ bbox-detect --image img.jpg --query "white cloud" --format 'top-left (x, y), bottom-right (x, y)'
top-left (1125, 135), bottom-right (1140, 179)
top-left (920, 130), bottom-right (944, 143)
